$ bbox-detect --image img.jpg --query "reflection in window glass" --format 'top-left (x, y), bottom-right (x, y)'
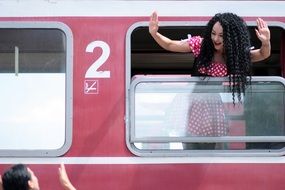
top-left (0, 74), bottom-right (65, 149)
top-left (130, 77), bottom-right (285, 154)
top-left (0, 26), bottom-right (71, 155)
top-left (0, 29), bottom-right (66, 73)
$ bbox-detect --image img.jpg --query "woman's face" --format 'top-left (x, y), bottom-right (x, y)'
top-left (211, 21), bottom-right (224, 52)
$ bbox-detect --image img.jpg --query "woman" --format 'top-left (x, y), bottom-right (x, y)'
top-left (149, 11), bottom-right (271, 102)
top-left (149, 12), bottom-right (271, 144)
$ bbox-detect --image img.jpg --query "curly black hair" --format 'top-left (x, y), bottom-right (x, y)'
top-left (196, 12), bottom-right (252, 103)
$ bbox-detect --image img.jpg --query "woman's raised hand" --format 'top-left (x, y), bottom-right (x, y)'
top-left (59, 164), bottom-right (76, 190)
top-left (149, 11), bottom-right (159, 35)
top-left (255, 18), bottom-right (270, 44)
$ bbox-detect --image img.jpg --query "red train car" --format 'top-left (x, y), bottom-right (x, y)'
top-left (0, 1), bottom-right (285, 190)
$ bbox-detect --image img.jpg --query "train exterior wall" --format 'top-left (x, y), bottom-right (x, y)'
top-left (0, 1), bottom-right (285, 190)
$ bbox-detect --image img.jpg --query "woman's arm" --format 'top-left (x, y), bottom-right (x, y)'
top-left (0, 175), bottom-right (2, 190)
top-left (59, 164), bottom-right (77, 190)
top-left (250, 18), bottom-right (271, 62)
top-left (149, 11), bottom-right (191, 53)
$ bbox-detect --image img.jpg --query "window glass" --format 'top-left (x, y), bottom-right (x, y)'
top-left (129, 77), bottom-right (285, 153)
top-left (0, 23), bottom-right (72, 156)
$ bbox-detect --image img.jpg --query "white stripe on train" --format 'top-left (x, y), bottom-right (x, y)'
top-left (0, 157), bottom-right (285, 164)
top-left (0, 1), bottom-right (284, 17)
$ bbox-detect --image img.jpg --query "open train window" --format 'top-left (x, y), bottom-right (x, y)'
top-left (126, 21), bottom-right (285, 156)
top-left (130, 22), bottom-right (283, 77)
top-left (0, 22), bottom-right (73, 156)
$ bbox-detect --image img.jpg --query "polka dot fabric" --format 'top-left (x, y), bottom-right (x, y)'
top-left (186, 35), bottom-right (229, 137)
top-left (187, 35), bottom-right (202, 57)
top-left (198, 62), bottom-right (227, 77)
top-left (187, 94), bottom-right (228, 136)
top-left (187, 35), bottom-right (228, 77)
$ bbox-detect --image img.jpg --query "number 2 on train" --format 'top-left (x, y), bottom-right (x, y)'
top-left (85, 40), bottom-right (110, 78)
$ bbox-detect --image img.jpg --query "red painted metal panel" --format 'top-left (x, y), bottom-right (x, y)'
top-left (0, 15), bottom-right (285, 190)
top-left (0, 16), bottom-right (284, 156)
top-left (1, 164), bottom-right (285, 190)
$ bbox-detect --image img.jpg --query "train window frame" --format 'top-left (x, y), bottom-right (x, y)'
top-left (126, 20), bottom-right (285, 156)
top-left (0, 21), bottom-right (73, 157)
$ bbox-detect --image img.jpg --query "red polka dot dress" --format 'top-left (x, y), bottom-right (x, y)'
top-left (186, 35), bottom-right (229, 136)
top-left (187, 35), bottom-right (228, 77)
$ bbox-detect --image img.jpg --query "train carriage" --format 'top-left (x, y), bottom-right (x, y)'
top-left (0, 1), bottom-right (285, 190)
